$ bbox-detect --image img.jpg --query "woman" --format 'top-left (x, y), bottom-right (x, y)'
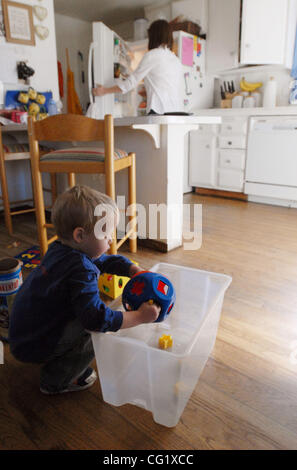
top-left (92, 20), bottom-right (184, 115)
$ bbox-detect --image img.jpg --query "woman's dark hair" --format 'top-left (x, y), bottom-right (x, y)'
top-left (148, 20), bottom-right (172, 50)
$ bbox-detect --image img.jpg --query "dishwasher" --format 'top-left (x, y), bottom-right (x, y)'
top-left (245, 116), bottom-right (297, 202)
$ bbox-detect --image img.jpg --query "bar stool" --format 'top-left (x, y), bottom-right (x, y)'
top-left (0, 125), bottom-right (57, 235)
top-left (28, 113), bottom-right (137, 257)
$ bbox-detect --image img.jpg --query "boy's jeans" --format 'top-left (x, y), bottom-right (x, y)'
top-left (40, 318), bottom-right (95, 392)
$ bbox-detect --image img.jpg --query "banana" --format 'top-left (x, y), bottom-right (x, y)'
top-left (240, 77), bottom-right (263, 92)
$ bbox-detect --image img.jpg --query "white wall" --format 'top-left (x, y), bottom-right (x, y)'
top-left (144, 0), bottom-right (208, 32)
top-left (216, 66), bottom-right (293, 108)
top-left (111, 20), bottom-right (135, 41)
top-left (0, 0), bottom-right (59, 100)
top-left (54, 13), bottom-right (92, 113)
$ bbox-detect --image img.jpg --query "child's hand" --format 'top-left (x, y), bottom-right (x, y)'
top-left (138, 301), bottom-right (160, 323)
top-left (120, 300), bottom-right (160, 329)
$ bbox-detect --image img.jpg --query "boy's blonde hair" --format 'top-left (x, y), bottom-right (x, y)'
top-left (51, 185), bottom-right (118, 241)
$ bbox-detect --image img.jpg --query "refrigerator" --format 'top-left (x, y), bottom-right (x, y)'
top-left (88, 22), bottom-right (135, 118)
top-left (88, 23), bottom-right (213, 193)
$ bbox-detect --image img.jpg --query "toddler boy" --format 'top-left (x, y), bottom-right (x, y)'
top-left (9, 185), bottom-right (159, 394)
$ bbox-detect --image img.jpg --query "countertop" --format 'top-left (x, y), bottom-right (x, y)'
top-left (114, 115), bottom-right (221, 126)
top-left (193, 106), bottom-right (297, 117)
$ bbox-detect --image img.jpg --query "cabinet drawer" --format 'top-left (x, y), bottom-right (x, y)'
top-left (221, 118), bottom-right (247, 135)
top-left (219, 135), bottom-right (246, 149)
top-left (218, 169), bottom-right (244, 191)
top-left (219, 149), bottom-right (246, 170)
top-left (195, 124), bottom-right (220, 135)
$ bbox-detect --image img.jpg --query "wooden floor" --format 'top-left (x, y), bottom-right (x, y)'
top-left (1, 193), bottom-right (297, 450)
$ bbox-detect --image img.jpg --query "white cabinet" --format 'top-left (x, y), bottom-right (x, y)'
top-left (240, 0), bottom-right (296, 67)
top-left (189, 116), bottom-right (248, 192)
top-left (207, 0), bottom-right (241, 72)
top-left (218, 169), bottom-right (244, 191)
top-left (207, 0), bottom-right (297, 72)
top-left (217, 117), bottom-right (247, 192)
top-left (189, 132), bottom-right (217, 187)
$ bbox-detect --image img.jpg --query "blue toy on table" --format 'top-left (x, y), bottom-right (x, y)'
top-left (122, 271), bottom-right (176, 323)
top-left (5, 90), bottom-right (53, 112)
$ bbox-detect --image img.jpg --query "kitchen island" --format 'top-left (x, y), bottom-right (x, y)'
top-left (0, 116), bottom-right (221, 252)
top-left (112, 115), bottom-right (221, 251)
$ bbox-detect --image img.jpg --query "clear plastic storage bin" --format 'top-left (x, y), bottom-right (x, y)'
top-left (92, 263), bottom-right (232, 427)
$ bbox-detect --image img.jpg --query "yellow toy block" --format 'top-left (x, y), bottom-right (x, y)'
top-left (98, 260), bottom-right (138, 299)
top-left (158, 334), bottom-right (173, 350)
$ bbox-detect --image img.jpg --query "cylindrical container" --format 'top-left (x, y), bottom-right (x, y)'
top-left (232, 94), bottom-right (243, 108)
top-left (48, 98), bottom-right (58, 116)
top-left (251, 91), bottom-right (262, 107)
top-left (134, 18), bottom-right (148, 40)
top-left (243, 95), bottom-right (255, 108)
top-left (263, 77), bottom-right (277, 107)
top-left (0, 258), bottom-right (23, 341)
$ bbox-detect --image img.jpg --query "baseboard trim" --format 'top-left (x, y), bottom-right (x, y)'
top-left (194, 187), bottom-right (248, 201)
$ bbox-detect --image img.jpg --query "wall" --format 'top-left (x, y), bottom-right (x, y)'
top-left (0, 0), bottom-right (59, 210)
top-left (0, 0), bottom-right (59, 100)
top-left (215, 66), bottom-right (293, 108)
top-left (144, 0), bottom-right (207, 32)
top-left (111, 20), bottom-right (135, 41)
top-left (54, 13), bottom-right (92, 113)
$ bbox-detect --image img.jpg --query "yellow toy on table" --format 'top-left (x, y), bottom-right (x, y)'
top-left (98, 260), bottom-right (139, 299)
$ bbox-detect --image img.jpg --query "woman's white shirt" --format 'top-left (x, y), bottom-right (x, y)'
top-left (116, 46), bottom-right (184, 114)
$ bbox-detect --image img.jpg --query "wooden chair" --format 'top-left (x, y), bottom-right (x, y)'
top-left (0, 125), bottom-right (57, 235)
top-left (28, 113), bottom-right (137, 257)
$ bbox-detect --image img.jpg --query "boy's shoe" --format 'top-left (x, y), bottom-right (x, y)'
top-left (40, 367), bottom-right (97, 395)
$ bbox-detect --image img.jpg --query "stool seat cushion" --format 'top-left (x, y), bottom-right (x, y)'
top-left (40, 147), bottom-right (128, 162)
top-left (3, 143), bottom-right (30, 153)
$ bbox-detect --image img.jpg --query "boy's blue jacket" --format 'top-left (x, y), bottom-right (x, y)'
top-left (9, 241), bottom-right (133, 363)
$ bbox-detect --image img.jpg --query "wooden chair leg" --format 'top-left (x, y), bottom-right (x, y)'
top-left (32, 169), bottom-right (48, 256)
top-left (68, 173), bottom-right (76, 187)
top-left (0, 130), bottom-right (13, 235)
top-left (128, 153), bottom-right (137, 253)
top-left (105, 134), bottom-right (117, 255)
top-left (0, 154), bottom-right (13, 235)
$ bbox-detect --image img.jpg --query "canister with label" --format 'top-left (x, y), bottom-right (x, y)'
top-left (0, 258), bottom-right (23, 341)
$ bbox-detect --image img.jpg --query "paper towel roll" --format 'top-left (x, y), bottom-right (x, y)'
top-left (263, 77), bottom-right (277, 108)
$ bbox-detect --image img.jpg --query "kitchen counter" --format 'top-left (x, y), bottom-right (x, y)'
top-left (193, 106), bottom-right (297, 117)
top-left (113, 115), bottom-right (221, 251)
top-left (114, 115), bottom-right (222, 125)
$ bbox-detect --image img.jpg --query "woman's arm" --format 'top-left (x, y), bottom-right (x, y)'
top-left (93, 51), bottom-right (154, 97)
top-left (93, 84), bottom-right (122, 97)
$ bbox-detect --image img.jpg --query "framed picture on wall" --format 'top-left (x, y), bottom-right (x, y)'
top-left (2, 0), bottom-right (35, 45)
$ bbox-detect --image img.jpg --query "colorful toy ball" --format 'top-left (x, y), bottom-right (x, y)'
top-left (122, 271), bottom-right (176, 323)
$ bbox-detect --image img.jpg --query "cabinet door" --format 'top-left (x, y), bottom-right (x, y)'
top-left (207, 0), bottom-right (241, 73)
top-left (189, 132), bottom-right (217, 187)
top-left (240, 0), bottom-right (288, 65)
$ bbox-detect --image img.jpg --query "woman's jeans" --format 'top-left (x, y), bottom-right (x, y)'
top-left (40, 318), bottom-right (95, 392)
